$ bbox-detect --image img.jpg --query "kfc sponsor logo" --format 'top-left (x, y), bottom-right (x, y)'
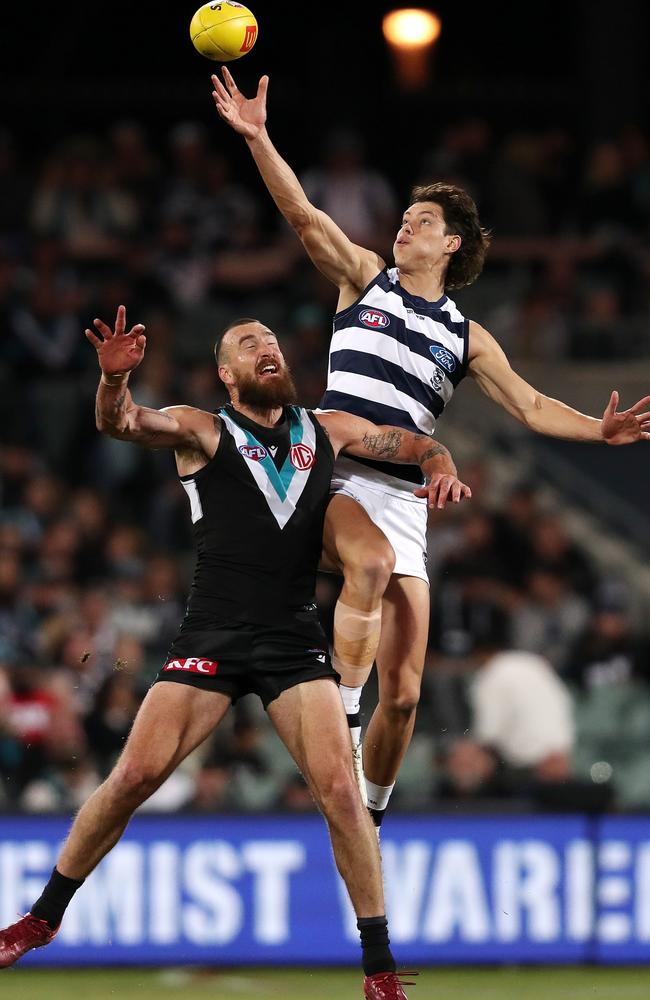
top-left (163, 658), bottom-right (218, 676)
top-left (359, 309), bottom-right (389, 329)
top-left (239, 444), bottom-right (267, 461)
top-left (290, 443), bottom-right (315, 470)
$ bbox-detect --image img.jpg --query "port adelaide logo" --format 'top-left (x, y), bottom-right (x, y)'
top-left (239, 444), bottom-right (267, 462)
top-left (359, 309), bottom-right (390, 329)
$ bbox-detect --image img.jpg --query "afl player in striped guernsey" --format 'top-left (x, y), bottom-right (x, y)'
top-left (212, 69), bottom-right (650, 829)
top-left (0, 305), bottom-right (468, 999)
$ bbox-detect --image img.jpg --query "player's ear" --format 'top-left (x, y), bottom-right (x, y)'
top-left (446, 234), bottom-right (461, 254)
top-left (218, 364), bottom-right (234, 387)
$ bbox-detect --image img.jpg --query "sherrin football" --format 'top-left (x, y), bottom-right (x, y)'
top-left (190, 2), bottom-right (258, 62)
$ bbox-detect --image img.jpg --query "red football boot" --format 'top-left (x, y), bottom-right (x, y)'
top-left (363, 970), bottom-right (418, 999)
top-left (0, 914), bottom-right (59, 968)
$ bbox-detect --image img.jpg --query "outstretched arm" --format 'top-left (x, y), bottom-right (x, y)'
top-left (86, 305), bottom-right (219, 454)
top-left (469, 322), bottom-right (650, 445)
top-left (316, 411), bottom-right (472, 509)
top-left (211, 69), bottom-right (383, 297)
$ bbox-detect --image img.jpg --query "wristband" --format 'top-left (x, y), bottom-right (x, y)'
top-left (101, 372), bottom-right (128, 387)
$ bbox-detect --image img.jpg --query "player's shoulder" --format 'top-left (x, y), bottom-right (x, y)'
top-left (161, 404), bottom-right (220, 426)
top-left (467, 320), bottom-right (500, 362)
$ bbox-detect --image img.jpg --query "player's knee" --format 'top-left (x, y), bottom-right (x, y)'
top-left (380, 684), bottom-right (421, 719)
top-left (110, 759), bottom-right (164, 803)
top-left (313, 772), bottom-right (364, 823)
top-left (344, 544), bottom-right (395, 594)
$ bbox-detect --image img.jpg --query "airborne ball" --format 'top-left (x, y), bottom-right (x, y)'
top-left (190, 2), bottom-right (258, 62)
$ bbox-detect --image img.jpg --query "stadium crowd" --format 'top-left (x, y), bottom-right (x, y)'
top-left (1, 116), bottom-right (650, 815)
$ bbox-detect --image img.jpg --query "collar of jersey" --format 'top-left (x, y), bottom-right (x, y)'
top-left (220, 405), bottom-right (303, 501)
top-left (391, 268), bottom-right (448, 310)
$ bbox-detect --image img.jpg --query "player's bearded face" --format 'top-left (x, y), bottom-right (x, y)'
top-left (235, 358), bottom-right (298, 408)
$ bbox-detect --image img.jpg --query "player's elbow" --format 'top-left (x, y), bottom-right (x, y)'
top-left (96, 414), bottom-right (129, 438)
top-left (291, 204), bottom-right (318, 237)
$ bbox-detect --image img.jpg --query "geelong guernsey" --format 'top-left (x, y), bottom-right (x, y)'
top-left (179, 404), bottom-right (334, 625)
top-left (320, 267), bottom-right (468, 485)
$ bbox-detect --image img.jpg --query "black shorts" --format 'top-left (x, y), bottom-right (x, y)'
top-left (153, 605), bottom-right (339, 709)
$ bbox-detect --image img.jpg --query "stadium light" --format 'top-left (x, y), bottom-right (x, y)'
top-left (382, 9), bottom-right (442, 90)
top-left (382, 9), bottom-right (442, 48)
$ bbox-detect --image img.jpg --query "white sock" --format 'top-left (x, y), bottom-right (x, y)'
top-left (339, 684), bottom-right (363, 747)
top-left (339, 684), bottom-right (362, 716)
top-left (365, 780), bottom-right (395, 812)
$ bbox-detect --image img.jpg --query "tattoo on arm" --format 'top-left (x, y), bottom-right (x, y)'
top-left (361, 429), bottom-right (403, 458)
top-left (420, 442), bottom-right (451, 462)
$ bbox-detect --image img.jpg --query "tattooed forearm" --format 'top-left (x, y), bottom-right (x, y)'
top-left (361, 429), bottom-right (403, 458)
top-left (420, 442), bottom-right (451, 463)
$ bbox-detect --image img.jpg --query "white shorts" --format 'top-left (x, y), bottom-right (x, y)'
top-left (330, 456), bottom-right (429, 584)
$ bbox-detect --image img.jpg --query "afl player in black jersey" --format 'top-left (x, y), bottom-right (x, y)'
top-left (0, 306), bottom-right (469, 998)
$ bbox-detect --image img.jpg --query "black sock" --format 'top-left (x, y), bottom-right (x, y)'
top-left (346, 711), bottom-right (361, 730)
top-left (357, 915), bottom-right (396, 977)
top-left (31, 867), bottom-right (85, 929)
top-left (368, 806), bottom-right (387, 828)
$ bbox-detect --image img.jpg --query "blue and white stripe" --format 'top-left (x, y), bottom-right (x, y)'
top-left (322, 267), bottom-right (467, 427)
top-left (319, 267), bottom-right (468, 483)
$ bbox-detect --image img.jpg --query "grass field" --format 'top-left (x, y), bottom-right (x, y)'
top-left (3, 967), bottom-right (650, 1000)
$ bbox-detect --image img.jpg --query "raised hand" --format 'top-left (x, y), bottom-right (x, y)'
top-left (84, 305), bottom-right (146, 378)
top-left (601, 390), bottom-right (650, 445)
top-left (211, 66), bottom-right (268, 140)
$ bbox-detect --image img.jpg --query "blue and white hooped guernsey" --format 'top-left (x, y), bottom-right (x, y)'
top-left (319, 267), bottom-right (469, 489)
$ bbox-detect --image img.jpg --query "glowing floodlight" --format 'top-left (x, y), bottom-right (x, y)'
top-left (382, 9), bottom-right (441, 50)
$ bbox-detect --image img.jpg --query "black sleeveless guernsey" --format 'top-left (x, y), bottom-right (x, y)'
top-left (179, 404), bottom-right (334, 626)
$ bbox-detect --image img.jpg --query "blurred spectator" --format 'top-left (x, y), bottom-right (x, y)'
top-left (442, 604), bottom-right (577, 801)
top-left (487, 134), bottom-right (550, 236)
top-left (566, 583), bottom-right (650, 690)
top-left (528, 514), bottom-right (597, 597)
top-left (84, 673), bottom-right (139, 776)
top-left (30, 137), bottom-right (139, 261)
top-left (510, 567), bottom-right (590, 671)
top-left (302, 128), bottom-right (398, 250)
top-left (578, 142), bottom-right (637, 237)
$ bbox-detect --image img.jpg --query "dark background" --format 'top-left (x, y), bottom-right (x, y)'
top-left (2, 0), bottom-right (648, 180)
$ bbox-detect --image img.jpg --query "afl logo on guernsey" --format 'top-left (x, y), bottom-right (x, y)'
top-left (359, 309), bottom-right (390, 330)
top-left (239, 444), bottom-right (267, 461)
top-left (290, 443), bottom-right (315, 470)
top-left (430, 346), bottom-right (457, 372)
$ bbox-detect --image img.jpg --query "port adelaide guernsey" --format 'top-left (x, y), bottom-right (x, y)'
top-left (179, 404), bottom-right (334, 625)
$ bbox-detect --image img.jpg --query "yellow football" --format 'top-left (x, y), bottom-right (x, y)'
top-left (190, 2), bottom-right (258, 62)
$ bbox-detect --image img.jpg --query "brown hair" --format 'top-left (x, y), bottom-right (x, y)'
top-left (409, 182), bottom-right (491, 290)
top-left (214, 317), bottom-right (260, 364)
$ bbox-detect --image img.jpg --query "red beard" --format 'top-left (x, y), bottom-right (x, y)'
top-left (236, 365), bottom-right (298, 409)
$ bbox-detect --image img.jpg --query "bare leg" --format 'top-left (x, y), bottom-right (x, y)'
top-left (57, 683), bottom-right (231, 879)
top-left (323, 495), bottom-right (394, 685)
top-left (268, 678), bottom-right (384, 917)
top-left (323, 496), bottom-right (395, 763)
top-left (364, 575), bottom-right (430, 787)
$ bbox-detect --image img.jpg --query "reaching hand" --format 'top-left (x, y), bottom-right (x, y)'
top-left (414, 473), bottom-right (472, 509)
top-left (84, 305), bottom-right (146, 378)
top-left (211, 66), bottom-right (268, 140)
top-left (601, 390), bottom-right (650, 445)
